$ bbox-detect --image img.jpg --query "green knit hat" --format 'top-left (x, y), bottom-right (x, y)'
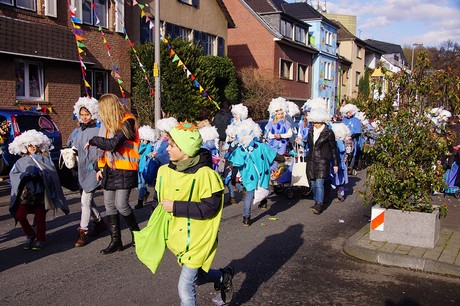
top-left (169, 122), bottom-right (203, 157)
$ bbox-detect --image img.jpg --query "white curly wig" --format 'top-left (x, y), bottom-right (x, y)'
top-left (234, 118), bottom-right (262, 147)
top-left (303, 97), bottom-right (327, 112)
top-left (155, 117), bottom-right (178, 132)
top-left (231, 103), bottom-right (248, 121)
top-left (286, 101), bottom-right (300, 117)
top-left (307, 108), bottom-right (332, 124)
top-left (138, 125), bottom-right (157, 143)
top-left (225, 123), bottom-right (237, 139)
top-left (340, 103), bottom-right (359, 116)
top-left (73, 96), bottom-right (99, 122)
top-left (427, 107), bottom-right (452, 126)
top-left (268, 97), bottom-right (288, 116)
top-left (9, 129), bottom-right (53, 155)
top-left (199, 126), bottom-right (219, 143)
top-left (331, 123), bottom-right (351, 141)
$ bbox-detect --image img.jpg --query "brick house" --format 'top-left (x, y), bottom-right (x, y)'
top-left (224, 0), bottom-right (318, 110)
top-left (0, 0), bottom-right (133, 140)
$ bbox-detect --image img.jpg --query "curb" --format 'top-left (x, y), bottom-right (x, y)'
top-left (343, 224), bottom-right (460, 278)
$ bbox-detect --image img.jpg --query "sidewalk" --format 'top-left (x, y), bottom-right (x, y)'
top-left (344, 195), bottom-right (460, 278)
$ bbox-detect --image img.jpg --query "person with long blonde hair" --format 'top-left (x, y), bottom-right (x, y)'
top-left (85, 93), bottom-right (140, 254)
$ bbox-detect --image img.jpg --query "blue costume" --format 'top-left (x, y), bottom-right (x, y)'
top-left (265, 119), bottom-right (292, 155)
top-left (342, 115), bottom-right (362, 169)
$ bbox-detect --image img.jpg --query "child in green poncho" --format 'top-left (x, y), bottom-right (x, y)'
top-left (135, 122), bottom-right (234, 305)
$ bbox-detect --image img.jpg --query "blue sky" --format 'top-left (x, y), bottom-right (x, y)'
top-left (286, 0), bottom-right (460, 47)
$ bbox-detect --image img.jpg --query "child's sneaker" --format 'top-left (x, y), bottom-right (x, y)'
top-left (31, 240), bottom-right (45, 251)
top-left (23, 235), bottom-right (35, 250)
top-left (219, 266), bottom-right (234, 304)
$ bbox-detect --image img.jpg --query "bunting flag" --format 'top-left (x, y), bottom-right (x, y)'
top-left (68, 0), bottom-right (91, 98)
top-left (92, 2), bottom-right (126, 101)
top-left (116, 1), bottom-right (154, 96)
top-left (132, 1), bottom-right (219, 109)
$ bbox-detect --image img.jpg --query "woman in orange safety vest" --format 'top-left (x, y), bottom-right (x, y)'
top-left (86, 93), bottom-right (140, 254)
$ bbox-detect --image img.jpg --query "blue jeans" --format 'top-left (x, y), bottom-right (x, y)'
top-left (243, 189), bottom-right (255, 217)
top-left (138, 172), bottom-right (147, 200)
top-left (311, 179), bottom-right (325, 204)
top-left (178, 265), bottom-right (222, 306)
top-left (228, 181), bottom-right (243, 198)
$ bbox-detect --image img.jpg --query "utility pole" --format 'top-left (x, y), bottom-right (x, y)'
top-left (154, 0), bottom-right (161, 131)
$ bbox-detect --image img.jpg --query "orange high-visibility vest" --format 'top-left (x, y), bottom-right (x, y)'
top-left (98, 113), bottom-right (140, 170)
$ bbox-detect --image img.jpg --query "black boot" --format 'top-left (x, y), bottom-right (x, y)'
top-left (123, 212), bottom-right (140, 247)
top-left (100, 214), bottom-right (123, 254)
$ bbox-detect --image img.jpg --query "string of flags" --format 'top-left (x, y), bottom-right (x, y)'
top-left (68, 1), bottom-right (91, 98)
top-left (132, 0), bottom-right (220, 110)
top-left (15, 101), bottom-right (54, 113)
top-left (114, 1), bottom-right (154, 96)
top-left (91, 0), bottom-right (126, 101)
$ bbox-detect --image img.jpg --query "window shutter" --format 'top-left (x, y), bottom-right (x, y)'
top-left (192, 0), bottom-right (199, 8)
top-left (115, 0), bottom-right (125, 33)
top-left (45, 0), bottom-right (57, 17)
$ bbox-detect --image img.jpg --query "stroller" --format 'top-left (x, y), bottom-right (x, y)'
top-left (270, 147), bottom-right (311, 199)
top-left (443, 161), bottom-right (460, 198)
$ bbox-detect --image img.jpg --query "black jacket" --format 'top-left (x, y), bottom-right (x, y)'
top-left (212, 108), bottom-right (232, 141)
top-left (305, 127), bottom-right (339, 179)
top-left (89, 119), bottom-right (138, 190)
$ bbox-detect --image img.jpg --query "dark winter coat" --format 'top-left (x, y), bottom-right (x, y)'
top-left (212, 108), bottom-right (232, 141)
top-left (89, 119), bottom-right (138, 190)
top-left (305, 126), bottom-right (339, 179)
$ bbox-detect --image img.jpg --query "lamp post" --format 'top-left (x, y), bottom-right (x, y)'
top-left (154, 0), bottom-right (161, 136)
top-left (411, 43), bottom-right (423, 71)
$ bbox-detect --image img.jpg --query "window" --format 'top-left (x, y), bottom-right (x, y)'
top-left (45, 0), bottom-right (57, 17)
top-left (280, 59), bottom-right (293, 80)
top-left (166, 23), bottom-right (192, 41)
top-left (0, 0), bottom-right (36, 11)
top-left (16, 61), bottom-right (44, 100)
top-left (355, 71), bottom-right (361, 86)
top-left (72, 0), bottom-right (108, 28)
top-left (82, 70), bottom-right (108, 100)
top-left (356, 46), bottom-right (362, 59)
top-left (193, 31), bottom-right (216, 55)
top-left (280, 20), bottom-right (292, 39)
top-left (178, 0), bottom-right (199, 7)
top-left (324, 62), bottom-right (332, 80)
top-left (294, 26), bottom-right (306, 44)
top-left (297, 64), bottom-right (308, 83)
top-left (325, 31), bottom-right (332, 46)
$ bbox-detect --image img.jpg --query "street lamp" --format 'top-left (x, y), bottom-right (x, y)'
top-left (411, 43), bottom-right (423, 71)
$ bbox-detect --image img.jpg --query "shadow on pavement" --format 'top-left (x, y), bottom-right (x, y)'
top-left (228, 224), bottom-right (304, 304)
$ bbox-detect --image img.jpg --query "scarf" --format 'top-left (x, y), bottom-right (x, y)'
top-left (171, 154), bottom-right (200, 172)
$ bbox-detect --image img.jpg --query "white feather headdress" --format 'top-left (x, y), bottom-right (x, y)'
top-left (234, 118), bottom-right (262, 147)
top-left (138, 125), bottom-right (157, 143)
top-left (268, 97), bottom-right (288, 115)
top-left (303, 97), bottom-right (327, 112)
top-left (199, 126), bottom-right (219, 143)
top-left (307, 108), bottom-right (332, 124)
top-left (286, 101), bottom-right (300, 117)
top-left (331, 123), bottom-right (351, 141)
top-left (73, 96), bottom-right (99, 122)
top-left (231, 103), bottom-right (248, 120)
top-left (156, 117), bottom-right (178, 132)
top-left (340, 103), bottom-right (359, 116)
top-left (9, 129), bottom-right (53, 155)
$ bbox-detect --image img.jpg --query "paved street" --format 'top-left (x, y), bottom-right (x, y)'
top-left (0, 171), bottom-right (459, 305)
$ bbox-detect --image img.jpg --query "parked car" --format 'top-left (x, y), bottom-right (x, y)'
top-left (0, 109), bottom-right (62, 174)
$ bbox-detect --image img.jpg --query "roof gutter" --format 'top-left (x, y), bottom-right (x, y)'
top-left (0, 50), bottom-right (95, 65)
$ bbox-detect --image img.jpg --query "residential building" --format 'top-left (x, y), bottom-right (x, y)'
top-left (282, 1), bottom-right (339, 114)
top-left (131, 0), bottom-right (235, 57)
top-left (0, 0), bottom-right (133, 139)
top-left (224, 0), bottom-right (318, 110)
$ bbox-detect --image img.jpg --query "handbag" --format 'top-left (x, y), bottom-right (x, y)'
top-left (253, 186), bottom-right (270, 205)
top-left (291, 144), bottom-right (309, 187)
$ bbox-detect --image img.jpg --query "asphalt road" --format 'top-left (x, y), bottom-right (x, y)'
top-left (0, 171), bottom-right (459, 305)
